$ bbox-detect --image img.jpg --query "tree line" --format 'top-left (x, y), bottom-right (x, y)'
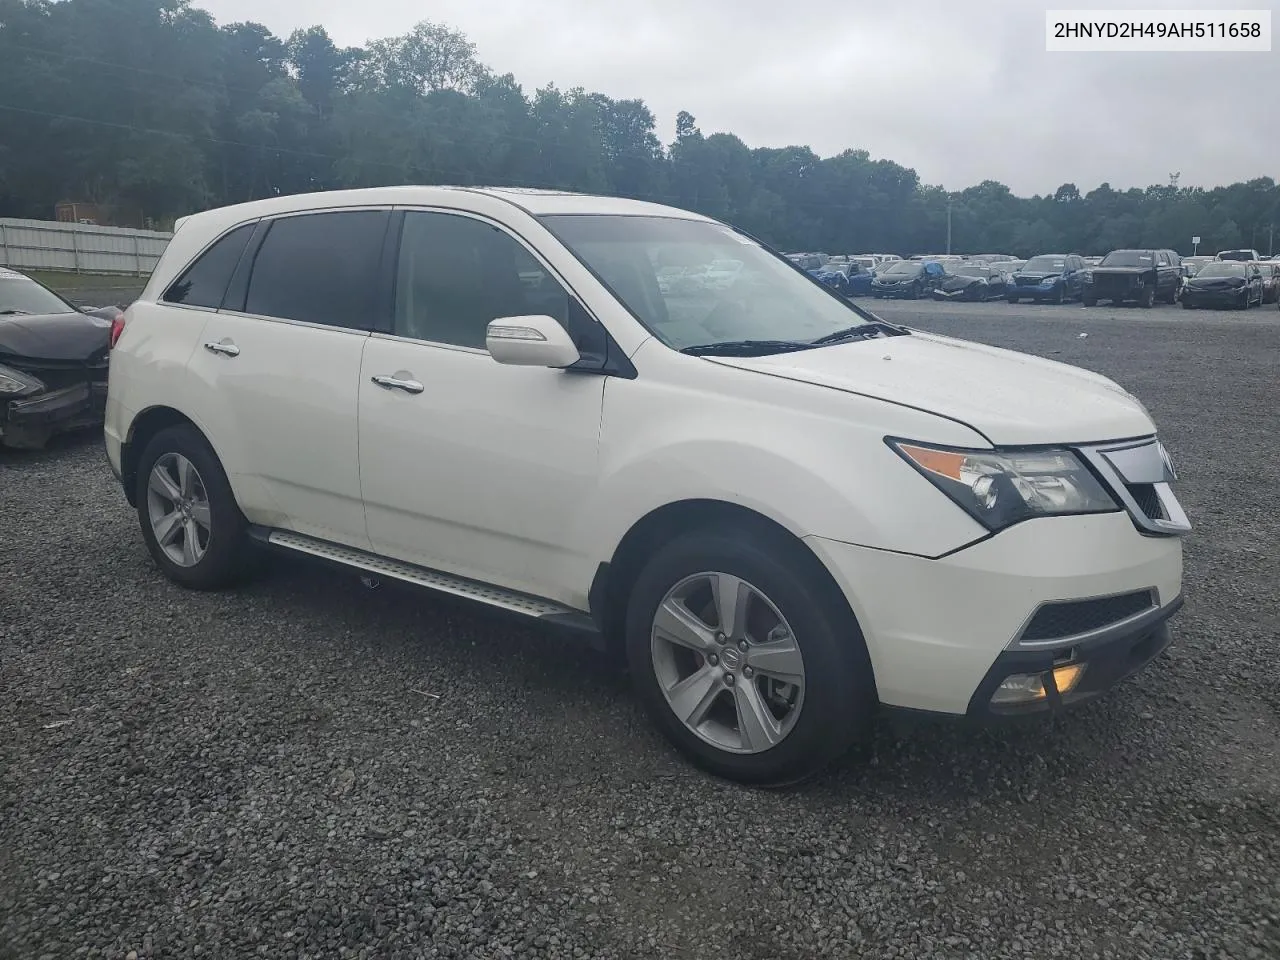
top-left (1, 0), bottom-right (1277, 257)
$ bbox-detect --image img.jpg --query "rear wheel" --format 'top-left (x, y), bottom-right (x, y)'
top-left (625, 529), bottom-right (874, 785)
top-left (135, 425), bottom-right (260, 590)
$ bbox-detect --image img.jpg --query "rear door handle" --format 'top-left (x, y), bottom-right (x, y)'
top-left (203, 339), bottom-right (240, 357)
top-left (371, 374), bottom-right (424, 394)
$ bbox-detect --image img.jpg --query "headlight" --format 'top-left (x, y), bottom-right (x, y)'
top-left (1081, 270), bottom-right (1093, 282)
top-left (889, 439), bottom-right (1119, 531)
top-left (0, 365), bottom-right (44, 396)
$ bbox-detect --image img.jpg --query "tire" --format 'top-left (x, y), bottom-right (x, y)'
top-left (1053, 285), bottom-right (1065, 305)
top-left (1181, 299), bottom-right (1194, 309)
top-left (1083, 296), bottom-right (1097, 307)
top-left (1006, 295), bottom-right (1018, 304)
top-left (1140, 284), bottom-right (1156, 309)
top-left (135, 424), bottom-right (260, 590)
top-left (624, 529), bottom-right (875, 786)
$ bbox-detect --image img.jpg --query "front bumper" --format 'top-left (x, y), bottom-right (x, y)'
top-left (871, 284), bottom-right (915, 298)
top-left (1, 381), bottom-right (107, 446)
top-left (1011, 281), bottom-right (1061, 299)
top-left (932, 285), bottom-right (985, 300)
top-left (1182, 288), bottom-right (1244, 307)
top-left (805, 510), bottom-right (1184, 716)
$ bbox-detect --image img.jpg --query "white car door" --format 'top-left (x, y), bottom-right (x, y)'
top-left (183, 208), bottom-right (392, 550)
top-left (357, 209), bottom-right (604, 601)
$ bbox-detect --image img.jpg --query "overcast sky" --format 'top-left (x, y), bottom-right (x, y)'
top-left (198, 0), bottom-right (1276, 196)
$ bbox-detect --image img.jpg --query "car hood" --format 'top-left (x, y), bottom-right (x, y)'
top-left (706, 330), bottom-right (1154, 445)
top-left (0, 310), bottom-right (113, 363)
top-left (1187, 276), bottom-right (1244, 288)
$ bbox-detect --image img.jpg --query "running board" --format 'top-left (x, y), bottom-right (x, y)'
top-left (249, 527), bottom-right (603, 645)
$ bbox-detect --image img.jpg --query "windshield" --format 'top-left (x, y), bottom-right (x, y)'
top-left (1195, 263), bottom-right (1245, 278)
top-left (1217, 250), bottom-right (1254, 261)
top-left (884, 261), bottom-right (922, 275)
top-left (540, 214), bottom-right (874, 350)
top-left (1100, 250), bottom-right (1154, 267)
top-left (852, 257), bottom-right (876, 269)
top-left (1024, 255), bottom-right (1066, 272)
top-left (950, 265), bottom-right (991, 278)
top-left (0, 272), bottom-right (76, 316)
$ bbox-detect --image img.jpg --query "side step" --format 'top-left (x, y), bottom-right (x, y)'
top-left (249, 527), bottom-right (604, 646)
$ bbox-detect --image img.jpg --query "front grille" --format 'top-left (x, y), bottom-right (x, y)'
top-left (1021, 590), bottom-right (1155, 642)
top-left (1127, 483), bottom-right (1165, 520)
top-left (1015, 276), bottom-right (1039, 287)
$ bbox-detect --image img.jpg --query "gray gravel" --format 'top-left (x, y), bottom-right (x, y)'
top-left (2, 298), bottom-right (1279, 960)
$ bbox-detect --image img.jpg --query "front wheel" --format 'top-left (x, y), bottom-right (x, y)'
top-left (1053, 285), bottom-right (1065, 305)
top-left (625, 530), bottom-right (874, 785)
top-left (1083, 296), bottom-right (1097, 307)
top-left (135, 424), bottom-right (260, 590)
top-left (1140, 284), bottom-right (1156, 308)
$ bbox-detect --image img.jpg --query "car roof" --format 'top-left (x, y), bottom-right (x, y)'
top-left (173, 185), bottom-right (714, 234)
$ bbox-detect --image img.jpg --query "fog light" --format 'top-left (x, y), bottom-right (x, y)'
top-left (1051, 662), bottom-right (1086, 695)
top-left (990, 663), bottom-right (1087, 705)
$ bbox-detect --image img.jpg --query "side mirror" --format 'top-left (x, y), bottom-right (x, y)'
top-left (486, 315), bottom-right (581, 368)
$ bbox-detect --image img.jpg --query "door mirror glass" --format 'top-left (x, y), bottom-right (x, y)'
top-left (486, 315), bottom-right (581, 368)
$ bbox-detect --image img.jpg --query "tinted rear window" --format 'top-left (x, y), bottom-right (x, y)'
top-left (244, 211), bottom-right (390, 328)
top-left (162, 223), bottom-right (256, 308)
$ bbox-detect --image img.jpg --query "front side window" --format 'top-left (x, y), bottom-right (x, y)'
top-left (163, 222), bottom-right (256, 308)
top-left (393, 211), bottom-right (570, 349)
top-left (541, 214), bottom-right (874, 351)
top-left (243, 210), bottom-right (390, 328)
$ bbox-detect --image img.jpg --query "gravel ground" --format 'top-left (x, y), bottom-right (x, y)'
top-left (2, 299), bottom-right (1278, 960)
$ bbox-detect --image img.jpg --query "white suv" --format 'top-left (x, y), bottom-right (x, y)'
top-left (105, 187), bottom-right (1191, 784)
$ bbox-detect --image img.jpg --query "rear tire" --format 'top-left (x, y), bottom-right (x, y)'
top-left (624, 529), bottom-right (875, 786)
top-left (135, 425), bottom-right (261, 590)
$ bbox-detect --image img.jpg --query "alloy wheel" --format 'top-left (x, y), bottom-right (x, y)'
top-left (146, 452), bottom-right (212, 567)
top-left (650, 571), bottom-right (806, 755)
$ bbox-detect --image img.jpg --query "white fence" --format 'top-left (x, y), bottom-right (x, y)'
top-left (0, 218), bottom-right (173, 276)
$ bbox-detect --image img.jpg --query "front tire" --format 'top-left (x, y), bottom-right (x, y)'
top-left (1140, 284), bottom-right (1156, 308)
top-left (135, 425), bottom-right (259, 590)
top-left (624, 529), bottom-right (875, 786)
top-left (1083, 295), bottom-right (1097, 307)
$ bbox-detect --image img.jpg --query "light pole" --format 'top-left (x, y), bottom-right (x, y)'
top-left (946, 199), bottom-right (952, 255)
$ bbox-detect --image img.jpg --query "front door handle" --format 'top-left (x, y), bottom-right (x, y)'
top-left (371, 374), bottom-right (424, 394)
top-left (203, 339), bottom-right (240, 357)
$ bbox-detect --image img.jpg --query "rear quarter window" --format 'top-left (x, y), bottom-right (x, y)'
top-left (162, 223), bottom-right (257, 308)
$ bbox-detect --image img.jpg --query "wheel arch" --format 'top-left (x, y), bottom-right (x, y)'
top-left (121, 405), bottom-right (218, 507)
top-left (588, 498), bottom-right (876, 694)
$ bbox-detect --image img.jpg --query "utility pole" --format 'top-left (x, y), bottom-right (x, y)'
top-left (946, 199), bottom-right (952, 255)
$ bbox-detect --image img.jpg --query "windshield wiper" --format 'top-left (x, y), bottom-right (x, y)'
top-left (809, 320), bottom-right (910, 345)
top-left (680, 339), bottom-right (816, 357)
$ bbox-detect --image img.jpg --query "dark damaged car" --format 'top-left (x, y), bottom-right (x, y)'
top-left (0, 268), bottom-right (121, 449)
top-left (930, 262), bottom-right (1008, 302)
top-left (1082, 249), bottom-right (1182, 308)
top-left (870, 259), bottom-right (946, 299)
top-left (1179, 261), bottom-right (1265, 310)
